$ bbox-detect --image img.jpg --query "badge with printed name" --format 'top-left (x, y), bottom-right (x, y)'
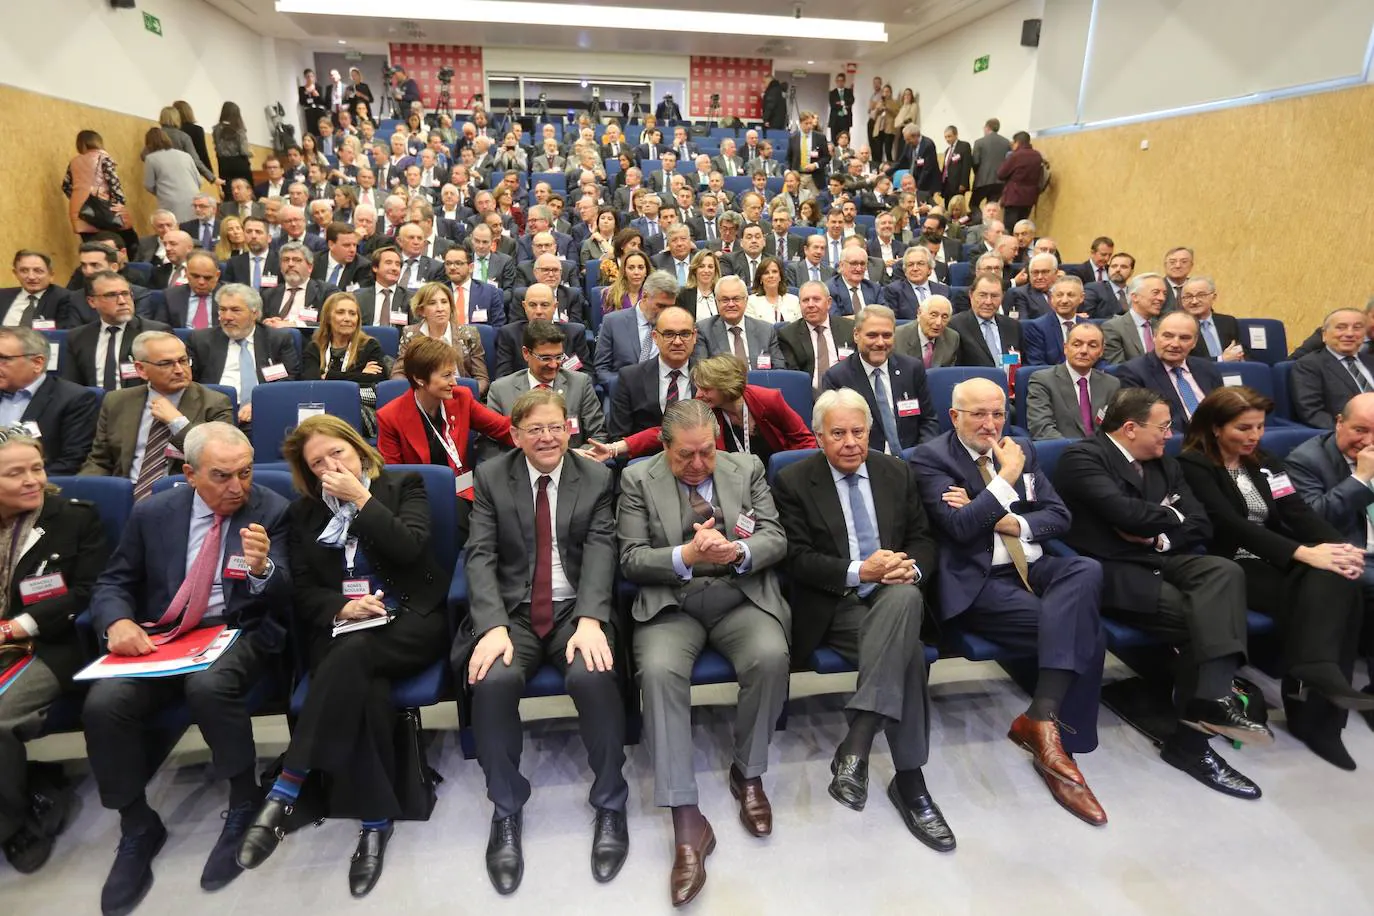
top-left (734, 512), bottom-right (756, 539)
top-left (838, 346), bottom-right (854, 360)
top-left (565, 415), bottom-right (581, 436)
top-left (916, 158), bottom-right (925, 167)
top-left (120, 361), bottom-right (139, 380)
top-left (470, 308), bottom-right (488, 323)
top-left (262, 362), bottom-right (288, 382)
top-left (21, 421), bottom-right (41, 439)
top-left (1265, 471), bottom-right (1296, 499)
top-left (342, 578), bottom-right (371, 599)
top-left (1022, 473), bottom-right (1037, 501)
top-left (390, 310), bottom-right (409, 325)
top-left (455, 471), bottom-right (474, 499)
top-left (299, 307), bottom-right (319, 323)
top-left (32, 320), bottom-right (56, 331)
top-left (897, 398), bottom-right (921, 417)
top-left (19, 572), bottom-right (67, 605)
top-left (563, 353), bottom-right (583, 371)
top-left (756, 354), bottom-right (772, 369)
top-left (346, 283), bottom-right (361, 292)
top-left (223, 555), bottom-right (251, 580)
top-left (259, 275), bottom-right (279, 288)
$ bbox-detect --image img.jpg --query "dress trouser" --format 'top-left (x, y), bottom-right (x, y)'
top-left (286, 609), bottom-right (447, 820)
top-left (634, 584), bottom-right (790, 808)
top-left (825, 584), bottom-right (930, 770)
top-left (969, 184), bottom-right (1003, 211)
top-left (83, 634), bottom-right (269, 810)
top-left (1104, 554), bottom-right (1248, 712)
top-left (956, 556), bottom-right (1106, 754)
top-left (468, 604), bottom-right (628, 819)
top-left (0, 657), bottom-right (62, 842)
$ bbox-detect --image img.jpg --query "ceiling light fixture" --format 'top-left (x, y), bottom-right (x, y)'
top-left (275, 0), bottom-right (888, 42)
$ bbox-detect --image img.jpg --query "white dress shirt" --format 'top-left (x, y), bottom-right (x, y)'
top-left (658, 358), bottom-right (689, 409)
top-left (218, 333), bottom-right (256, 395)
top-left (959, 440), bottom-right (1044, 567)
top-left (94, 320), bottom-right (130, 386)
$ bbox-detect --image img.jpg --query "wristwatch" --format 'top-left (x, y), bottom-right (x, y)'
top-left (733, 542), bottom-right (746, 566)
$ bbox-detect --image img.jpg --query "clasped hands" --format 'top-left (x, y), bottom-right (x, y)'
top-left (681, 517), bottom-right (738, 567)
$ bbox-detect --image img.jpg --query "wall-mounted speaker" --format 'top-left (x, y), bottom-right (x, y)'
top-left (109, 0), bottom-right (137, 8)
top-left (1020, 18), bottom-right (1041, 48)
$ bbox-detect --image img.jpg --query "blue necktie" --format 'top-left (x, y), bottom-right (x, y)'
top-left (845, 473), bottom-right (879, 598)
top-left (239, 339), bottom-right (257, 401)
top-left (329, 263), bottom-right (343, 286)
top-left (980, 319), bottom-right (1001, 358)
top-left (871, 368), bottom-right (902, 455)
top-left (1172, 366), bottom-right (1199, 416)
top-left (1200, 319), bottom-right (1222, 358)
top-left (251, 255), bottom-right (262, 289)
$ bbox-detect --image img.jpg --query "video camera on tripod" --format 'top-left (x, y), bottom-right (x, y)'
top-left (265, 102), bottom-right (295, 154)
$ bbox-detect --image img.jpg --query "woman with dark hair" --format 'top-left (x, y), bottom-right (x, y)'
top-left (212, 102), bottom-right (253, 191)
top-left (237, 415), bottom-right (448, 897)
top-left (746, 255), bottom-right (799, 323)
top-left (173, 100), bottom-right (213, 174)
top-left (579, 207), bottom-right (620, 266)
top-left (600, 250), bottom-right (650, 315)
top-left (63, 130), bottom-right (135, 248)
top-left (1180, 386), bottom-right (1374, 769)
top-left (344, 67), bottom-right (374, 123)
top-left (140, 127), bottom-right (203, 221)
top-left (609, 152), bottom-right (635, 191)
top-left (797, 198), bottom-right (822, 228)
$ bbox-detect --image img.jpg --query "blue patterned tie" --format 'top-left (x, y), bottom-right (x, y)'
top-left (845, 474), bottom-right (879, 598)
top-left (871, 368), bottom-right (902, 455)
top-left (1172, 367), bottom-right (1199, 416)
top-left (239, 340), bottom-right (257, 401)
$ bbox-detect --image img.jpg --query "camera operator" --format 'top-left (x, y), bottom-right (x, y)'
top-left (655, 93), bottom-right (682, 122)
top-left (391, 66), bottom-right (423, 114)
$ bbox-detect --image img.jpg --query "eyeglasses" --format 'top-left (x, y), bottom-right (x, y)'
top-left (655, 329), bottom-right (695, 341)
top-left (1140, 421), bottom-right (1173, 433)
top-left (0, 353), bottom-right (42, 363)
top-left (517, 423), bottom-right (566, 437)
top-left (716, 296), bottom-right (746, 305)
top-left (1179, 292), bottom-right (1214, 302)
top-left (953, 409), bottom-right (1007, 422)
top-left (528, 352), bottom-right (565, 364)
top-left (92, 291), bottom-right (133, 301)
top-left (139, 357), bottom-right (191, 369)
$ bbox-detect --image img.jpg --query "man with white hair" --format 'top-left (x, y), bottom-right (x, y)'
top-left (1006, 252), bottom-right (1061, 320)
top-left (179, 195), bottom-right (223, 251)
top-left (187, 284), bottom-right (301, 426)
top-left (270, 204), bottom-right (325, 255)
top-left (773, 388), bottom-right (952, 849)
top-left (692, 275), bottom-right (785, 370)
top-left (894, 294), bottom-right (959, 369)
top-left (135, 210), bottom-right (181, 266)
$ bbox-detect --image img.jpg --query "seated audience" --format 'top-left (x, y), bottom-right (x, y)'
top-left (486, 320), bottom-right (604, 457)
top-left (778, 281), bottom-right (855, 392)
top-left (1177, 277), bottom-right (1243, 361)
top-left (880, 247), bottom-right (949, 321)
top-left (694, 276), bottom-right (785, 369)
top-left (1081, 251), bottom-right (1135, 319)
top-left (302, 292), bottom-right (387, 433)
top-left (1290, 307), bottom-right (1374, 429)
top-left (745, 256), bottom-right (800, 324)
top-left (1021, 275), bottom-right (1090, 366)
top-left (61, 270), bottom-right (172, 390)
top-left (1101, 273), bottom-right (1166, 365)
top-left (1116, 312), bottom-right (1223, 432)
top-left (261, 241), bottom-right (334, 328)
top-left (1026, 323), bottom-right (1121, 440)
top-left (1003, 253), bottom-right (1058, 320)
top-left (0, 328), bottom-right (99, 474)
top-left (947, 275), bottom-right (1022, 367)
top-left (676, 250), bottom-right (722, 322)
top-left (149, 250), bottom-right (221, 329)
top-left (893, 294), bottom-right (959, 368)
top-left (187, 284), bottom-right (301, 427)
top-left (594, 270), bottom-right (678, 387)
top-left (391, 282), bottom-right (489, 397)
top-left (821, 304), bottom-right (936, 454)
top-left (2, 251), bottom-right (80, 329)
top-left (492, 284), bottom-right (590, 379)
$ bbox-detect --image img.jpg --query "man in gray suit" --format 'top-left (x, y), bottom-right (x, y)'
top-left (1101, 273), bottom-right (1166, 365)
top-left (1026, 323), bottom-right (1122, 439)
top-left (785, 234), bottom-right (836, 289)
top-left (461, 388), bottom-right (629, 894)
top-left (1288, 392), bottom-right (1374, 591)
top-left (617, 400), bottom-right (790, 907)
top-left (693, 276), bottom-right (785, 369)
top-left (969, 118), bottom-right (1012, 211)
top-left (483, 320), bottom-right (605, 461)
top-left (894, 294), bottom-right (960, 368)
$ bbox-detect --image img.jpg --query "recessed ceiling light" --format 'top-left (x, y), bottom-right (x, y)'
top-left (807, 60), bottom-right (814, 65)
top-left (337, 39), bottom-right (346, 44)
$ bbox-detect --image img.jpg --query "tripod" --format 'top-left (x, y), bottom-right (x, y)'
top-left (786, 84), bottom-right (800, 131)
top-left (435, 81), bottom-right (454, 119)
top-left (707, 99), bottom-right (721, 129)
top-left (628, 93), bottom-right (644, 125)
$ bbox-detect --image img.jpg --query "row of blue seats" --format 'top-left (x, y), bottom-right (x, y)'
top-left (378, 119), bottom-right (793, 146)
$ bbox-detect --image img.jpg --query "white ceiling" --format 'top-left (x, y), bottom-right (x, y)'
top-left (205, 0), bottom-right (1015, 69)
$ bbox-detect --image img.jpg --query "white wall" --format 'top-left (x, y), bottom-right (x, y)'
top-left (0, 0), bottom-right (282, 145)
top-left (873, 0), bottom-right (1044, 138)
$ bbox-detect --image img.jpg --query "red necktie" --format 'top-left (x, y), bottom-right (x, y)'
top-left (149, 514), bottom-right (226, 643)
top-left (531, 475), bottom-right (554, 638)
top-left (192, 295), bottom-right (210, 330)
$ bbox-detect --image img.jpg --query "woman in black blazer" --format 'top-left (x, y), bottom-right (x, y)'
top-left (1180, 387), bottom-right (1373, 769)
top-left (237, 416), bottom-right (447, 897)
top-left (0, 426), bottom-right (108, 872)
top-left (302, 291), bottom-right (387, 436)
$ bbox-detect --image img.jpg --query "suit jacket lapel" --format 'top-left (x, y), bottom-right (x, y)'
top-left (403, 398), bottom-right (432, 465)
top-left (508, 455), bottom-right (536, 556)
top-left (715, 455), bottom-right (741, 524)
top-left (647, 458), bottom-right (682, 544)
top-left (1100, 435), bottom-right (1143, 494)
top-left (555, 455), bottom-right (581, 564)
top-left (868, 457), bottom-right (898, 546)
top-left (22, 376), bottom-right (56, 424)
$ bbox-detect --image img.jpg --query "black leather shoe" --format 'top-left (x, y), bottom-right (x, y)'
top-left (828, 751), bottom-right (869, 811)
top-left (1160, 743), bottom-right (1262, 800)
top-left (3, 823), bottom-right (53, 874)
top-left (201, 801), bottom-right (255, 890)
top-left (590, 808), bottom-right (629, 884)
top-left (101, 817), bottom-right (167, 916)
top-left (236, 798), bottom-right (293, 870)
top-left (886, 780), bottom-right (956, 852)
top-left (485, 811), bottom-right (523, 895)
top-left (29, 782), bottom-right (75, 840)
top-left (1285, 693), bottom-right (1358, 771)
top-left (1180, 696), bottom-right (1274, 746)
top-left (348, 823), bottom-right (393, 898)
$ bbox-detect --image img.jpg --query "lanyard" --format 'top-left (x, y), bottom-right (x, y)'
top-left (344, 536), bottom-right (359, 575)
top-left (722, 400), bottom-right (751, 456)
top-left (415, 393), bottom-right (463, 471)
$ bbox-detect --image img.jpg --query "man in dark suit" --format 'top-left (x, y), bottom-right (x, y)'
top-left (83, 422), bottom-right (291, 911)
top-left (1176, 277), bottom-right (1244, 361)
top-left (606, 301), bottom-right (696, 442)
top-left (1116, 312), bottom-right (1224, 432)
top-left (1054, 388), bottom-right (1272, 799)
top-left (827, 246), bottom-right (882, 317)
top-left (470, 225), bottom-right (519, 309)
top-left (1067, 236), bottom-right (1115, 286)
top-left (439, 246), bottom-right (506, 329)
top-left (3, 250), bottom-right (81, 329)
top-left (1161, 246), bottom-right (1193, 313)
top-left (492, 285), bottom-right (591, 379)
top-left (938, 126), bottom-right (974, 205)
top-left (1025, 324), bottom-right (1121, 440)
top-left (507, 254), bottom-right (587, 327)
top-left (1081, 251), bottom-right (1134, 319)
top-left (310, 222), bottom-right (372, 291)
top-left (650, 226), bottom-right (699, 290)
top-left (893, 126), bottom-right (939, 198)
top-left (774, 388), bottom-right (954, 849)
top-left (911, 377), bottom-right (1108, 825)
top-left (786, 235), bottom-right (835, 289)
top-left (147, 251), bottom-right (221, 329)
top-left (787, 111), bottom-right (831, 191)
top-left (515, 206), bottom-right (576, 262)
top-left (187, 284), bottom-right (301, 427)
top-left (268, 205), bottom-right (326, 256)
top-left (1021, 275), bottom-right (1091, 366)
top-left (1291, 307), bottom-right (1374, 429)
top-left (260, 242), bottom-right (337, 329)
top-left (460, 387), bottom-right (628, 894)
top-left (616, 399), bottom-right (791, 906)
top-left (827, 74), bottom-right (855, 142)
top-left (880, 248), bottom-right (950, 320)
top-left (779, 282), bottom-right (855, 391)
top-left (62, 271), bottom-right (173, 390)
top-left (865, 212), bottom-right (907, 278)
top-left (693, 276), bottom-right (785, 370)
top-left (948, 275), bottom-right (1023, 367)
top-left (1003, 253), bottom-right (1057, 320)
top-left (634, 127), bottom-right (665, 164)
top-left (179, 195), bottom-right (222, 251)
top-left (764, 209), bottom-right (804, 262)
top-left (134, 210), bottom-right (180, 266)
top-left (220, 218), bottom-right (280, 290)
top-left (79, 332), bottom-right (236, 495)
top-left (0, 327), bottom-right (99, 473)
top-left (822, 304), bottom-right (937, 454)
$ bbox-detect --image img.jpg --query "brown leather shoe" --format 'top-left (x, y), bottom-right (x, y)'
top-left (1039, 769), bottom-right (1107, 826)
top-left (1008, 714), bottom-right (1086, 787)
top-left (670, 819), bottom-right (716, 907)
top-left (727, 767), bottom-right (772, 837)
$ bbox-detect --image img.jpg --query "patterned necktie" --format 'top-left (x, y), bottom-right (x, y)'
top-left (844, 473), bottom-right (879, 598)
top-left (1172, 367), bottom-right (1200, 416)
top-left (20, 294), bottom-right (40, 325)
top-left (871, 368), bottom-right (901, 455)
top-left (730, 326), bottom-right (746, 361)
top-left (133, 419), bottom-right (173, 502)
top-left (238, 339), bottom-right (257, 401)
top-left (103, 327), bottom-right (120, 391)
top-left (149, 513), bottom-right (227, 642)
top-left (192, 295), bottom-right (210, 330)
top-left (1139, 319), bottom-right (1153, 352)
top-left (639, 325), bottom-right (654, 361)
top-left (850, 286), bottom-right (861, 314)
top-left (1346, 357), bottom-right (1374, 393)
top-left (976, 456), bottom-right (1030, 589)
top-left (665, 368), bottom-right (682, 405)
top-left (531, 475), bottom-right (554, 638)
top-left (923, 339), bottom-right (934, 369)
top-left (1077, 376), bottom-right (1094, 433)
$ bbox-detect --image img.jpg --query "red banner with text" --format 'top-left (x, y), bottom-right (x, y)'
top-left (689, 56), bottom-right (773, 119)
top-left (388, 43), bottom-right (485, 110)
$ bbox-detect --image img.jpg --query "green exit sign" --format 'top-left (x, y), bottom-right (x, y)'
top-left (143, 12), bottom-right (162, 36)
top-left (974, 54), bottom-right (990, 73)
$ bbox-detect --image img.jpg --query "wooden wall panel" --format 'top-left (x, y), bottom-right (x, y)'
top-left (0, 85), bottom-right (272, 279)
top-left (1033, 84), bottom-right (1374, 347)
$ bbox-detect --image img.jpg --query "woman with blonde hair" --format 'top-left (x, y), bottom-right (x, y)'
top-left (891, 88), bottom-right (919, 160)
top-left (303, 292), bottom-right (387, 434)
top-left (140, 127), bottom-right (203, 222)
top-left (391, 282), bottom-right (489, 397)
top-left (677, 249), bottom-right (722, 321)
top-left (871, 84), bottom-right (899, 164)
top-left (172, 100), bottom-right (212, 173)
top-left (158, 105), bottom-right (217, 184)
top-left (214, 215), bottom-right (248, 260)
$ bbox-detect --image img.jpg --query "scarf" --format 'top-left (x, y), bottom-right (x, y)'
top-left (0, 509), bottom-right (41, 620)
top-left (317, 474), bottom-right (372, 548)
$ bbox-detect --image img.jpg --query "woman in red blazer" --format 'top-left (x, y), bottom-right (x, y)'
top-left (601, 355), bottom-right (817, 460)
top-left (376, 336), bottom-right (513, 514)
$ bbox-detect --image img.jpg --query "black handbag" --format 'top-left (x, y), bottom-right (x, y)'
top-left (78, 194), bottom-right (124, 232)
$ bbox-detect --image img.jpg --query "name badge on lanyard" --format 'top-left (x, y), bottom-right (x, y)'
top-left (416, 393), bottom-right (469, 497)
top-left (341, 537), bottom-right (370, 598)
